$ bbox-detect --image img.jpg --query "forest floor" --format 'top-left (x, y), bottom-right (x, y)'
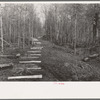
top-left (0, 38), bottom-right (100, 81)
top-left (40, 39), bottom-right (100, 81)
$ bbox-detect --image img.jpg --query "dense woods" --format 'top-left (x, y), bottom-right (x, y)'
top-left (43, 4), bottom-right (100, 54)
top-left (0, 3), bottom-right (43, 53)
top-left (0, 3), bottom-right (100, 55)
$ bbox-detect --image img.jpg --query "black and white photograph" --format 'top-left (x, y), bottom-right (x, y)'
top-left (1, 2), bottom-right (100, 81)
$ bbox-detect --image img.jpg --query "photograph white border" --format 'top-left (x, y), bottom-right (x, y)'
top-left (0, 1), bottom-right (100, 99)
top-left (0, 82), bottom-right (100, 99)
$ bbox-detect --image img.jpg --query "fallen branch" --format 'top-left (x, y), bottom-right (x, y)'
top-left (0, 38), bottom-right (12, 47)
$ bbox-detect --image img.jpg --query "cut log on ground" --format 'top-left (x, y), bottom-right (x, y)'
top-left (27, 51), bottom-right (41, 53)
top-left (19, 60), bottom-right (41, 64)
top-left (34, 42), bottom-right (41, 44)
top-left (88, 54), bottom-right (99, 58)
top-left (0, 63), bottom-right (13, 69)
top-left (31, 38), bottom-right (38, 42)
top-left (27, 67), bottom-right (41, 70)
top-left (8, 75), bottom-right (42, 80)
top-left (19, 63), bottom-right (36, 66)
top-left (82, 57), bottom-right (89, 62)
top-left (0, 55), bottom-right (12, 57)
top-left (82, 54), bottom-right (99, 62)
top-left (30, 54), bottom-right (41, 56)
top-left (31, 47), bottom-right (43, 50)
top-left (20, 57), bottom-right (39, 59)
top-left (16, 67), bottom-right (41, 70)
top-left (16, 53), bottom-right (21, 57)
top-left (0, 55), bottom-right (20, 59)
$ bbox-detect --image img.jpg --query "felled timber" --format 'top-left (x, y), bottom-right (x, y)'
top-left (8, 75), bottom-right (42, 80)
top-left (0, 63), bottom-right (13, 69)
top-left (82, 54), bottom-right (99, 62)
top-left (19, 60), bottom-right (41, 64)
top-left (34, 42), bottom-right (41, 44)
top-left (20, 57), bottom-right (39, 59)
top-left (30, 54), bottom-right (41, 56)
top-left (0, 54), bottom-right (20, 59)
top-left (16, 53), bottom-right (21, 57)
top-left (88, 54), bottom-right (99, 58)
top-left (27, 67), bottom-right (41, 70)
top-left (82, 57), bottom-right (90, 62)
top-left (15, 67), bottom-right (41, 70)
top-left (31, 47), bottom-right (43, 49)
top-left (27, 51), bottom-right (41, 53)
top-left (31, 38), bottom-right (38, 42)
top-left (0, 55), bottom-right (12, 57)
top-left (19, 63), bottom-right (36, 66)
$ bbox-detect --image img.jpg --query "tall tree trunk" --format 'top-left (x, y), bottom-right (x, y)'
top-left (1, 15), bottom-right (3, 53)
top-left (18, 17), bottom-right (20, 47)
top-left (23, 13), bottom-right (25, 49)
top-left (74, 14), bottom-right (77, 55)
top-left (93, 12), bottom-right (99, 43)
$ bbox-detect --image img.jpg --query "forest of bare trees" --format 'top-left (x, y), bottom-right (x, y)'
top-left (0, 3), bottom-right (43, 53)
top-left (0, 4), bottom-right (100, 53)
top-left (43, 4), bottom-right (100, 53)
top-left (1, 3), bottom-right (100, 81)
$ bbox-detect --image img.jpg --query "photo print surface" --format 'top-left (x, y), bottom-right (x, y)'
top-left (0, 2), bottom-right (100, 81)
